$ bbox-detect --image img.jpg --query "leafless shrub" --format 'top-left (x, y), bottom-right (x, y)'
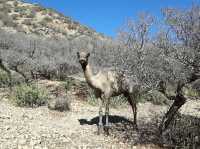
top-left (11, 14), bottom-right (19, 20)
top-left (22, 19), bottom-right (32, 25)
top-left (0, 29), bottom-right (81, 82)
top-left (33, 5), bottom-right (45, 12)
top-left (26, 10), bottom-right (36, 18)
top-left (13, 1), bottom-right (18, 7)
top-left (0, 12), bottom-right (16, 27)
top-left (43, 16), bottom-right (53, 23)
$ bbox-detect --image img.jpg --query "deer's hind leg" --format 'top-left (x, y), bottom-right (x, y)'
top-left (97, 97), bottom-right (104, 135)
top-left (124, 92), bottom-right (138, 130)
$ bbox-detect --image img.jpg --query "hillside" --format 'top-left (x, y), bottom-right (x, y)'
top-left (0, 0), bottom-right (106, 40)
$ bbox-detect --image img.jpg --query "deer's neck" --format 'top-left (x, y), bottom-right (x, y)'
top-left (83, 64), bottom-right (96, 88)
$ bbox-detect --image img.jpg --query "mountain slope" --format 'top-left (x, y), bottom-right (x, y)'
top-left (0, 0), bottom-right (107, 40)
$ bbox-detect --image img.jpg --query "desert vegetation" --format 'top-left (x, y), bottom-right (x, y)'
top-left (0, 1), bottom-right (199, 148)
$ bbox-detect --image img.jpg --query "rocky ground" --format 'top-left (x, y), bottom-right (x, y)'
top-left (0, 83), bottom-right (200, 149)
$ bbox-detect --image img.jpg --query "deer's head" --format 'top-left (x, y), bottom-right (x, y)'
top-left (77, 51), bottom-right (90, 66)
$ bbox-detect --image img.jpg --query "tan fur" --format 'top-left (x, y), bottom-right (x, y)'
top-left (77, 51), bottom-right (139, 135)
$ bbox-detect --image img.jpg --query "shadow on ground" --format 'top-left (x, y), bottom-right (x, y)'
top-left (79, 115), bottom-right (133, 126)
top-left (79, 114), bottom-right (200, 148)
top-left (79, 115), bottom-right (161, 146)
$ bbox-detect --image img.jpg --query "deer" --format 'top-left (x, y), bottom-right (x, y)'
top-left (77, 51), bottom-right (141, 135)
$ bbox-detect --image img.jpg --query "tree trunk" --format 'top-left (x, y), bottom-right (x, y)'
top-left (159, 93), bottom-right (186, 133)
top-left (159, 80), bottom-right (187, 134)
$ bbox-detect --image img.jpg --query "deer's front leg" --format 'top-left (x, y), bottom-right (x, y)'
top-left (98, 97), bottom-right (103, 135)
top-left (102, 91), bottom-right (111, 136)
top-left (104, 97), bottom-right (110, 135)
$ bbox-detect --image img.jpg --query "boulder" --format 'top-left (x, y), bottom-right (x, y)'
top-left (48, 95), bottom-right (71, 112)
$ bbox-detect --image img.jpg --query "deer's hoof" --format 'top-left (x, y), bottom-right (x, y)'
top-left (104, 125), bottom-right (110, 136)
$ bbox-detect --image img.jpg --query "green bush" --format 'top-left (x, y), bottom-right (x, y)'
top-left (0, 70), bottom-right (26, 88)
top-left (14, 7), bottom-right (25, 13)
top-left (110, 95), bottom-right (127, 108)
top-left (0, 70), bottom-right (10, 88)
top-left (183, 87), bottom-right (199, 98)
top-left (11, 83), bottom-right (49, 107)
top-left (62, 77), bottom-right (76, 92)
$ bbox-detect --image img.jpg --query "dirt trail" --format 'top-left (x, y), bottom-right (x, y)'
top-left (0, 87), bottom-right (199, 149)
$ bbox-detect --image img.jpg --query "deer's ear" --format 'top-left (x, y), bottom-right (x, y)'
top-left (77, 52), bottom-right (80, 58)
top-left (86, 53), bottom-right (90, 58)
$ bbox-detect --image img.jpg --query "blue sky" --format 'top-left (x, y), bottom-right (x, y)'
top-left (24, 0), bottom-right (199, 37)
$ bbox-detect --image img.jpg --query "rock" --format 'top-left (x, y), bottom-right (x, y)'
top-left (48, 95), bottom-right (71, 112)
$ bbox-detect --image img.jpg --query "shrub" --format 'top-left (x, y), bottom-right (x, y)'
top-left (184, 86), bottom-right (199, 98)
top-left (43, 16), bottom-right (53, 23)
top-left (11, 83), bottom-right (49, 107)
top-left (0, 0), bottom-right (7, 3)
top-left (62, 77), bottom-right (75, 92)
top-left (68, 24), bottom-right (76, 30)
top-left (0, 3), bottom-right (10, 14)
top-left (22, 19), bottom-right (32, 25)
top-left (16, 25), bottom-right (24, 32)
top-left (11, 71), bottom-right (26, 85)
top-left (0, 70), bottom-right (10, 88)
top-left (33, 6), bottom-right (45, 12)
top-left (191, 79), bottom-right (200, 94)
top-left (0, 12), bottom-right (16, 27)
top-left (110, 95), bottom-right (127, 108)
top-left (14, 7), bottom-right (26, 13)
top-left (39, 20), bottom-right (47, 26)
top-left (162, 113), bottom-right (200, 148)
top-left (86, 88), bottom-right (97, 105)
top-left (11, 14), bottom-right (19, 20)
top-left (13, 1), bottom-right (18, 7)
top-left (0, 69), bottom-right (26, 88)
top-left (26, 11), bottom-right (36, 18)
top-left (144, 90), bottom-right (171, 105)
